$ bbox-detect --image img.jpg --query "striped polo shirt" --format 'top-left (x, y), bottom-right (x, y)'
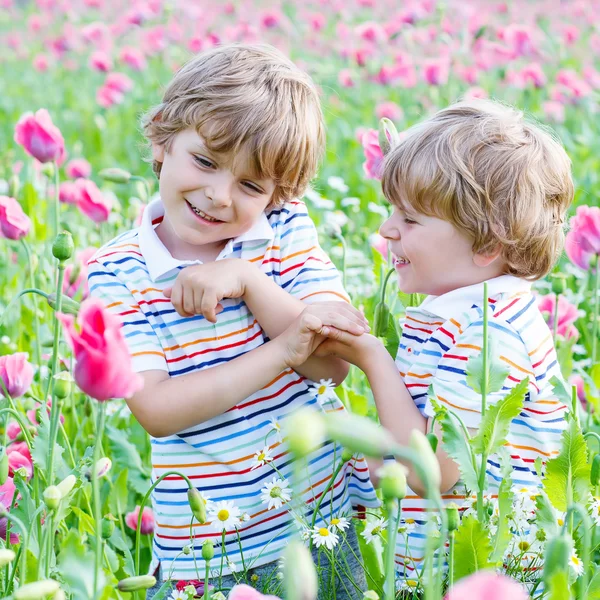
top-left (87, 198), bottom-right (378, 580)
top-left (393, 275), bottom-right (568, 580)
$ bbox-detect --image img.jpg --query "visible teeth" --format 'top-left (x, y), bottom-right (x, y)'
top-left (189, 203), bottom-right (220, 222)
top-left (395, 256), bottom-right (410, 264)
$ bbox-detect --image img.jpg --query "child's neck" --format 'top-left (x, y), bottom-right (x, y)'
top-left (155, 220), bottom-right (227, 263)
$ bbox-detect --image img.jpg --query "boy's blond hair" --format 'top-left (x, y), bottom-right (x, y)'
top-left (143, 43), bottom-right (324, 206)
top-left (381, 99), bottom-right (574, 280)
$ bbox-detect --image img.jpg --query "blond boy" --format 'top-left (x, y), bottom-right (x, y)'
top-left (287, 99), bottom-right (574, 586)
top-left (88, 44), bottom-right (378, 598)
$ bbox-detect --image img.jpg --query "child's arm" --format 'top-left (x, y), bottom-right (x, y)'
top-left (164, 258), bottom-right (369, 385)
top-left (126, 304), bottom-right (358, 438)
top-left (315, 333), bottom-right (462, 497)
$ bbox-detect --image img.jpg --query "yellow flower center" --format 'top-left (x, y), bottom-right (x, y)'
top-left (257, 452), bottom-right (265, 461)
top-left (406, 518), bottom-right (415, 525)
top-left (319, 527), bottom-right (329, 537)
top-left (518, 541), bottom-right (530, 552)
top-left (571, 556), bottom-right (581, 565)
top-left (372, 526), bottom-right (381, 535)
top-left (407, 581), bottom-right (418, 588)
top-left (217, 509), bottom-right (230, 521)
top-left (331, 518), bottom-right (340, 526)
top-left (557, 518), bottom-right (564, 526)
top-left (318, 385), bottom-right (327, 395)
top-left (270, 486), bottom-right (282, 498)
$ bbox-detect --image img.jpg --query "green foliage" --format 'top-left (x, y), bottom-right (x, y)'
top-left (471, 378), bottom-right (528, 456)
top-left (490, 450), bottom-right (514, 564)
top-left (543, 417), bottom-right (591, 511)
top-left (547, 571), bottom-right (572, 600)
top-left (453, 515), bottom-right (493, 581)
top-left (466, 339), bottom-right (510, 395)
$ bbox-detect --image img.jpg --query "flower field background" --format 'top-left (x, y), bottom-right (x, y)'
top-left (1, 0), bottom-right (600, 599)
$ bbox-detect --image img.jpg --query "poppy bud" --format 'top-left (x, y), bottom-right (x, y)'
top-left (202, 539), bottom-right (215, 562)
top-left (98, 168), bottom-right (132, 184)
top-left (52, 231), bottom-right (74, 262)
top-left (117, 576), bottom-right (157, 592)
top-left (188, 488), bottom-right (207, 524)
top-left (14, 580), bottom-right (60, 599)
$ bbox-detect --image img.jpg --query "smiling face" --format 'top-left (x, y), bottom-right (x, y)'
top-left (379, 202), bottom-right (506, 296)
top-left (152, 127), bottom-right (276, 260)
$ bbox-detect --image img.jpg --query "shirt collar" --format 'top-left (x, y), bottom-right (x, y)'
top-left (138, 198), bottom-right (274, 282)
top-left (416, 275), bottom-right (532, 320)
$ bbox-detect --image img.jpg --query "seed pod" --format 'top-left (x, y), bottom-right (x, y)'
top-left (284, 409), bottom-right (326, 458)
top-left (183, 545), bottom-right (191, 555)
top-left (377, 461), bottom-right (408, 501)
top-left (341, 448), bottom-right (354, 463)
top-left (425, 432), bottom-right (438, 453)
top-left (0, 447), bottom-right (8, 485)
top-left (47, 293), bottom-right (80, 316)
top-left (202, 539), bottom-right (215, 562)
top-left (363, 592), bottom-right (379, 600)
top-left (591, 454), bottom-right (600, 487)
top-left (409, 430), bottom-right (441, 492)
top-left (101, 516), bottom-right (115, 539)
top-left (52, 231), bottom-right (74, 262)
top-left (117, 575), bottom-right (157, 592)
top-left (188, 488), bottom-right (207, 524)
top-left (0, 548), bottom-right (16, 567)
top-left (14, 579), bottom-right (60, 599)
top-left (446, 503), bottom-right (460, 532)
top-left (543, 534), bottom-right (572, 585)
top-left (323, 411), bottom-right (396, 458)
top-left (373, 301), bottom-right (390, 338)
top-left (98, 168), bottom-right (132, 184)
top-left (52, 372), bottom-right (72, 400)
top-left (43, 486), bottom-right (62, 510)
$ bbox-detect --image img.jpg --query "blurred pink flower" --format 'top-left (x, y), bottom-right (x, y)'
top-left (520, 63), bottom-right (546, 88)
top-left (355, 22), bottom-right (387, 44)
top-left (32, 54), bottom-right (49, 72)
top-left (96, 84), bottom-right (124, 109)
top-left (65, 158), bottom-right (91, 180)
top-left (0, 196), bottom-right (31, 240)
top-left (76, 179), bottom-right (112, 223)
top-left (59, 181), bottom-right (81, 205)
top-left (58, 297), bottom-right (143, 401)
top-left (0, 477), bottom-right (18, 540)
top-left (370, 233), bottom-right (388, 258)
top-left (0, 352), bottom-right (33, 398)
top-left (376, 63), bottom-right (417, 87)
top-left (63, 247), bottom-right (97, 299)
top-left (375, 102), bottom-right (403, 122)
top-left (445, 571), bottom-right (528, 600)
top-left (464, 87), bottom-right (488, 100)
top-left (27, 399), bottom-right (64, 427)
top-left (583, 66), bottom-right (600, 89)
top-left (308, 13), bottom-right (325, 32)
top-left (565, 205), bottom-right (600, 270)
top-left (538, 294), bottom-right (579, 340)
top-left (7, 446), bottom-right (33, 480)
top-left (119, 46), bottom-right (147, 71)
top-left (361, 129), bottom-right (384, 180)
top-left (105, 72), bottom-right (133, 93)
top-left (555, 69), bottom-right (592, 101)
top-left (261, 11), bottom-right (281, 29)
top-left (338, 69), bottom-right (354, 88)
top-left (562, 25), bottom-right (580, 45)
top-left (125, 505), bottom-right (155, 534)
top-left (14, 108), bottom-right (65, 164)
top-left (89, 50), bottom-right (113, 72)
top-left (6, 421), bottom-right (21, 441)
top-left (422, 58), bottom-right (449, 86)
top-left (228, 584), bottom-right (281, 600)
top-left (542, 101), bottom-right (565, 123)
top-left (502, 24), bottom-right (536, 58)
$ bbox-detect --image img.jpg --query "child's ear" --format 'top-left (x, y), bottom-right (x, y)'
top-left (151, 142), bottom-right (165, 163)
top-left (473, 244), bottom-right (503, 268)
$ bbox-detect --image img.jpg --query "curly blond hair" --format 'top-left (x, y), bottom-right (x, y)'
top-left (381, 99), bottom-right (574, 280)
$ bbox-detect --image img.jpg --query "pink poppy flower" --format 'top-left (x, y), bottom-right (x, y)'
top-left (0, 352), bottom-right (34, 398)
top-left (125, 506), bottom-right (155, 534)
top-left (361, 129), bottom-right (384, 180)
top-left (565, 205), bottom-right (600, 271)
top-left (538, 294), bottom-right (579, 340)
top-left (76, 179), bottom-right (112, 223)
top-left (65, 158), bottom-right (92, 180)
top-left (229, 584), bottom-right (281, 600)
top-left (14, 108), bottom-right (65, 164)
top-left (445, 571), bottom-right (528, 600)
top-left (0, 196), bottom-right (31, 240)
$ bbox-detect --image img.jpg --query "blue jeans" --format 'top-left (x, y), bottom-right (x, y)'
top-left (146, 525), bottom-right (367, 600)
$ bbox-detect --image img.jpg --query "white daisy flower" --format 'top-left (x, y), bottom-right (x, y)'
top-left (240, 512), bottom-right (251, 522)
top-left (169, 590), bottom-right (188, 600)
top-left (361, 518), bottom-right (387, 545)
top-left (311, 525), bottom-right (339, 550)
top-left (228, 560), bottom-right (238, 573)
top-left (268, 417), bottom-right (283, 443)
top-left (398, 517), bottom-right (417, 534)
top-left (399, 579), bottom-right (420, 593)
top-left (261, 477), bottom-right (292, 510)
top-left (330, 517), bottom-right (350, 532)
top-left (251, 446), bottom-right (274, 470)
top-left (590, 496), bottom-right (600, 526)
top-left (327, 176), bottom-right (349, 193)
top-left (311, 378), bottom-right (336, 406)
top-left (569, 549), bottom-right (584, 577)
top-left (208, 500), bottom-right (241, 532)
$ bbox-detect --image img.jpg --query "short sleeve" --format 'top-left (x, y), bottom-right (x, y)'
top-left (87, 258), bottom-right (168, 373)
top-left (425, 319), bottom-right (568, 440)
top-left (274, 201), bottom-right (349, 304)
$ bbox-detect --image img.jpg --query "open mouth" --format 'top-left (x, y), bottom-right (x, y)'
top-left (186, 200), bottom-right (224, 224)
top-left (393, 254), bottom-right (410, 266)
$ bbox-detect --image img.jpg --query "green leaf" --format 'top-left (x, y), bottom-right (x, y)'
top-left (384, 312), bottom-right (399, 358)
top-left (490, 450), bottom-right (514, 564)
top-left (466, 339), bottom-right (510, 395)
top-left (587, 565), bottom-right (600, 599)
top-left (472, 379), bottom-right (528, 455)
top-left (543, 417), bottom-right (591, 512)
top-left (108, 468), bottom-right (130, 517)
top-left (71, 506), bottom-right (97, 537)
top-left (547, 570), bottom-right (572, 600)
top-left (535, 490), bottom-right (560, 537)
top-left (430, 395), bottom-right (479, 493)
top-left (354, 518), bottom-right (385, 594)
top-left (550, 375), bottom-right (573, 407)
top-left (57, 528), bottom-right (107, 599)
top-left (346, 390), bottom-right (368, 416)
top-left (453, 515), bottom-right (492, 581)
top-left (106, 424), bottom-right (150, 495)
top-left (31, 406), bottom-right (67, 478)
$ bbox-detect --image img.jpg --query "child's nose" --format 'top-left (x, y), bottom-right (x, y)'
top-left (379, 216), bottom-right (398, 240)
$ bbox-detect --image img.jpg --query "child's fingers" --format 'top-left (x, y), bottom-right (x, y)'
top-left (201, 292), bottom-right (219, 323)
top-left (319, 327), bottom-right (357, 345)
top-left (301, 312), bottom-right (325, 334)
top-left (321, 311), bottom-right (367, 335)
top-left (163, 287), bottom-right (172, 298)
top-left (183, 287), bottom-right (196, 317)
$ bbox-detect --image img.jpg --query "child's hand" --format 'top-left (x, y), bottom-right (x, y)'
top-left (313, 332), bottom-right (384, 370)
top-left (278, 303), bottom-right (370, 368)
top-left (163, 259), bottom-right (251, 320)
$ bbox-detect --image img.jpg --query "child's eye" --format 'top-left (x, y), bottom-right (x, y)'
top-left (242, 182), bottom-right (263, 194)
top-left (404, 218), bottom-right (417, 225)
top-left (193, 156), bottom-right (215, 169)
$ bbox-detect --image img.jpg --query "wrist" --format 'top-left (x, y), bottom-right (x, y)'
top-left (360, 336), bottom-right (391, 374)
top-left (238, 260), bottom-right (262, 298)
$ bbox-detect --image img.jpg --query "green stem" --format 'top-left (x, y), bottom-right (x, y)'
top-left (335, 233), bottom-right (348, 290)
top-left (381, 268), bottom-right (395, 306)
top-left (134, 470), bottom-right (194, 576)
top-left (384, 500), bottom-right (400, 600)
top-left (204, 559), bottom-right (211, 600)
top-left (562, 505), bottom-right (592, 600)
top-left (310, 459), bottom-right (345, 531)
top-left (0, 288), bottom-right (49, 330)
top-left (592, 262), bottom-right (600, 366)
top-left (20, 239), bottom-right (42, 368)
top-left (3, 512), bottom-right (30, 586)
top-left (46, 263), bottom-right (65, 486)
top-left (552, 293), bottom-right (560, 345)
top-left (477, 282), bottom-right (489, 523)
top-left (448, 531), bottom-right (455, 589)
top-left (53, 161), bottom-right (60, 239)
top-left (93, 402), bottom-right (107, 600)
